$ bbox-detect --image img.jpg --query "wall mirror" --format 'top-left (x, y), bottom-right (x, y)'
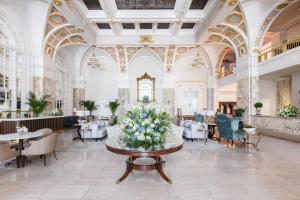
top-left (137, 73), bottom-right (155, 103)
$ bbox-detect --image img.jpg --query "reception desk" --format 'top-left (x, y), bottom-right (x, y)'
top-left (0, 116), bottom-right (66, 134)
top-left (251, 115), bottom-right (300, 142)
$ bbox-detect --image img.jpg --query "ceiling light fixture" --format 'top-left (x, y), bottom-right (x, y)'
top-left (87, 45), bottom-right (102, 70)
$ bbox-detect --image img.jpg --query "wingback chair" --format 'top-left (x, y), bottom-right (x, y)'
top-left (0, 142), bottom-right (18, 162)
top-left (22, 133), bottom-right (58, 166)
top-left (194, 113), bottom-right (204, 123)
top-left (215, 114), bottom-right (245, 147)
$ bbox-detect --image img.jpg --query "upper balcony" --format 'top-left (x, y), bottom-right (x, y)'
top-left (258, 32), bottom-right (300, 63)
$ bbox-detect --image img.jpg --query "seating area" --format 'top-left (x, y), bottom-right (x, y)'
top-left (0, 0), bottom-right (300, 199)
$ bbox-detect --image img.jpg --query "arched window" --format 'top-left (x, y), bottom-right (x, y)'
top-left (55, 56), bottom-right (66, 111)
top-left (0, 29), bottom-right (17, 112)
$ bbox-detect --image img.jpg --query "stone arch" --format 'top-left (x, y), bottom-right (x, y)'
top-left (254, 0), bottom-right (298, 50)
top-left (129, 47), bottom-right (164, 67)
top-left (80, 46), bottom-right (119, 75)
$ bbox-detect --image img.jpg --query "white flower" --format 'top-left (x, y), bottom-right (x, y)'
top-left (146, 136), bottom-right (152, 141)
top-left (137, 135), bottom-right (145, 141)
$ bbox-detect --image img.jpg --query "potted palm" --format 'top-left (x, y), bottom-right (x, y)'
top-left (26, 91), bottom-right (50, 117)
top-left (108, 100), bottom-right (120, 125)
top-left (80, 100), bottom-right (98, 117)
top-left (254, 102), bottom-right (263, 115)
top-left (234, 108), bottom-right (246, 118)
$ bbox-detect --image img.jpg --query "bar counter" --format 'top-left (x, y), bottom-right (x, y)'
top-left (0, 116), bottom-right (65, 134)
top-left (251, 115), bottom-right (300, 142)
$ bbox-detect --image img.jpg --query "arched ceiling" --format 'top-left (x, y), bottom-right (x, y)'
top-left (206, 3), bottom-right (248, 58)
top-left (44, 4), bottom-right (87, 59)
top-left (254, 0), bottom-right (297, 49)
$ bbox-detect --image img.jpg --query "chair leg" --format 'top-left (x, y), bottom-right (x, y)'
top-left (231, 140), bottom-right (234, 147)
top-left (226, 139), bottom-right (229, 147)
top-left (43, 155), bottom-right (47, 166)
top-left (53, 150), bottom-right (58, 160)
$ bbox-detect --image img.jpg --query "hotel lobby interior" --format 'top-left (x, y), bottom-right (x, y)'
top-left (0, 0), bottom-right (300, 199)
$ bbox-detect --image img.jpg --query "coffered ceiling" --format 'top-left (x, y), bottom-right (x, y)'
top-left (78, 0), bottom-right (216, 45)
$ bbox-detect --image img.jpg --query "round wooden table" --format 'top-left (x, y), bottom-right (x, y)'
top-left (106, 136), bottom-right (183, 184)
top-left (0, 132), bottom-right (44, 168)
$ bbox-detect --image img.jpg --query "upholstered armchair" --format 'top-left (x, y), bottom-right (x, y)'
top-left (81, 120), bottom-right (108, 141)
top-left (171, 124), bottom-right (184, 139)
top-left (215, 114), bottom-right (245, 146)
top-left (107, 125), bottom-right (123, 139)
top-left (181, 120), bottom-right (208, 142)
top-left (194, 113), bottom-right (204, 123)
top-left (0, 142), bottom-right (18, 162)
top-left (22, 133), bottom-right (58, 166)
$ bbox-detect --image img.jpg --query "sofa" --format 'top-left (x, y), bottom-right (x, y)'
top-left (180, 120), bottom-right (208, 142)
top-left (80, 120), bottom-right (108, 141)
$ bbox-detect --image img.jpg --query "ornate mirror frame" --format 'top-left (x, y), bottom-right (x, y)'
top-left (137, 73), bottom-right (156, 102)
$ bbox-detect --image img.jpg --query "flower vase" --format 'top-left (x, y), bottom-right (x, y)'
top-left (256, 108), bottom-right (261, 115)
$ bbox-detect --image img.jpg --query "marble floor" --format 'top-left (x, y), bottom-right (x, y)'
top-left (0, 129), bottom-right (300, 200)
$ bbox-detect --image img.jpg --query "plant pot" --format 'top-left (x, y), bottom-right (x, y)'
top-left (109, 115), bottom-right (117, 125)
top-left (255, 108), bottom-right (262, 115)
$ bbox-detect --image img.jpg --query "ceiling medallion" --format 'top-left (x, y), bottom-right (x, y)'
top-left (192, 46), bottom-right (205, 69)
top-left (209, 35), bottom-right (222, 42)
top-left (276, 3), bottom-right (288, 9)
top-left (228, 0), bottom-right (237, 6)
top-left (139, 35), bottom-right (153, 47)
top-left (87, 46), bottom-right (102, 70)
top-left (225, 13), bottom-right (242, 25)
top-left (49, 15), bottom-right (66, 25)
top-left (53, 0), bottom-right (62, 6)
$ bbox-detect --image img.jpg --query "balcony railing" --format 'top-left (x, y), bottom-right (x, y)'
top-left (258, 32), bottom-right (300, 62)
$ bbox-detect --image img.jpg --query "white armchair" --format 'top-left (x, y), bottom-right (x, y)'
top-left (0, 142), bottom-right (18, 162)
top-left (181, 120), bottom-right (208, 142)
top-left (81, 120), bottom-right (108, 141)
top-left (22, 133), bottom-right (58, 166)
top-left (107, 125), bottom-right (123, 139)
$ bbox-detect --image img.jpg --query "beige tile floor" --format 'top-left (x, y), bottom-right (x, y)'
top-left (0, 129), bottom-right (300, 200)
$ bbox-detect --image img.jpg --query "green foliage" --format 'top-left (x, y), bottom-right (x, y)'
top-left (121, 106), bottom-right (171, 149)
top-left (108, 100), bottom-right (120, 115)
top-left (234, 108), bottom-right (246, 117)
top-left (26, 91), bottom-right (50, 116)
top-left (254, 102), bottom-right (263, 108)
top-left (80, 100), bottom-right (98, 116)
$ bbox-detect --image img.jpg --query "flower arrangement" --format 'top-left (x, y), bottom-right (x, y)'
top-left (16, 125), bottom-right (28, 135)
top-left (278, 104), bottom-right (299, 118)
top-left (120, 106), bottom-right (171, 149)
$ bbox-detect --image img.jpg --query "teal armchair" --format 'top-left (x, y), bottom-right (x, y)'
top-left (194, 113), bottom-right (204, 123)
top-left (215, 114), bottom-right (245, 147)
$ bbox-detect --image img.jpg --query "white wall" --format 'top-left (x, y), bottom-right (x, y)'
top-left (216, 83), bottom-right (237, 106)
top-left (174, 48), bottom-right (209, 114)
top-left (258, 77), bottom-right (277, 116)
top-left (84, 50), bottom-right (119, 116)
top-left (292, 70), bottom-right (300, 110)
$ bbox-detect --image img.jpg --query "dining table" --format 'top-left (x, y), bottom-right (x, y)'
top-left (0, 131), bottom-right (44, 168)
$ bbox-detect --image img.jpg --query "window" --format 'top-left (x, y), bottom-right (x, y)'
top-left (55, 56), bottom-right (66, 111)
top-left (0, 35), bottom-right (14, 109)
